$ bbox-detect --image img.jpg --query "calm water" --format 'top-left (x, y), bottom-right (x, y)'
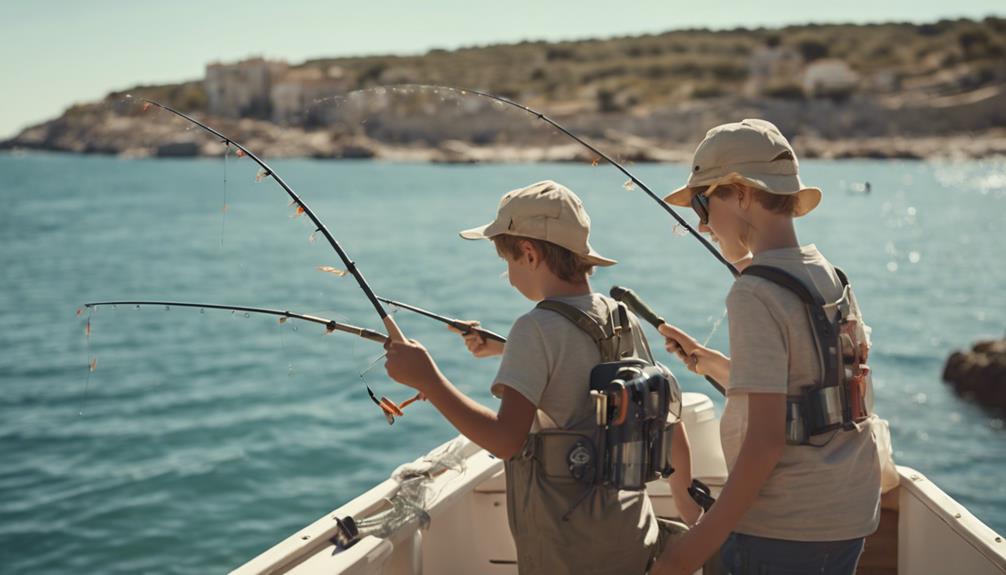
top-left (1, 152), bottom-right (1004, 573)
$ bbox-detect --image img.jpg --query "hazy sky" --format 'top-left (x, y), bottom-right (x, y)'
top-left (1, 0), bottom-right (1003, 138)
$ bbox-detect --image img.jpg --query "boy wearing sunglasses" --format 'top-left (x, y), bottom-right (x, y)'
top-left (652, 120), bottom-right (884, 575)
top-left (384, 180), bottom-right (703, 574)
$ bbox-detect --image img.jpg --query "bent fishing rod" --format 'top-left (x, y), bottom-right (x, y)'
top-left (459, 88), bottom-right (740, 279)
top-left (133, 98), bottom-right (422, 418)
top-left (139, 98), bottom-right (409, 343)
top-left (353, 86), bottom-right (738, 337)
top-left (81, 300), bottom-right (418, 423)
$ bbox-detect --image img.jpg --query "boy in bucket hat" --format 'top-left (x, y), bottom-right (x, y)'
top-left (384, 180), bottom-right (703, 574)
top-left (651, 120), bottom-right (886, 575)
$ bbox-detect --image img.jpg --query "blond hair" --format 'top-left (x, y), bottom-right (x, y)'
top-left (697, 182), bottom-right (798, 216)
top-left (492, 234), bottom-right (594, 282)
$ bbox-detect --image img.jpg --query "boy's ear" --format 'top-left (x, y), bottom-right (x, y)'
top-left (736, 184), bottom-right (753, 210)
top-left (519, 239), bottom-right (539, 266)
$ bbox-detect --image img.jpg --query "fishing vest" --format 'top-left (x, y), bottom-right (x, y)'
top-left (502, 296), bottom-right (676, 575)
top-left (742, 265), bottom-right (873, 445)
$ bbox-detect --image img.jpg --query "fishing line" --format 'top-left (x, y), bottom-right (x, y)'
top-left (76, 306), bottom-right (96, 416)
top-left (274, 312), bottom-right (295, 378)
top-left (701, 307), bottom-right (728, 348)
top-left (220, 142), bottom-right (230, 249)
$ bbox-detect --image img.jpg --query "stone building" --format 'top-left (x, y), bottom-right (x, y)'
top-left (270, 66), bottom-right (348, 126)
top-left (204, 58), bottom-right (289, 119)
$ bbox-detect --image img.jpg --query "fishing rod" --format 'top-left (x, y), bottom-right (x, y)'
top-left (137, 98), bottom-right (409, 342)
top-left (83, 300), bottom-right (388, 343)
top-left (377, 297), bottom-right (507, 344)
top-left (81, 300), bottom-right (417, 423)
top-left (459, 88), bottom-right (740, 279)
top-left (136, 97), bottom-right (422, 418)
top-left (609, 286), bottom-right (726, 396)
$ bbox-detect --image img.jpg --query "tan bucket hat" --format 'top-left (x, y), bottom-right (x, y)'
top-left (664, 119), bottom-right (821, 217)
top-left (459, 180), bottom-right (616, 266)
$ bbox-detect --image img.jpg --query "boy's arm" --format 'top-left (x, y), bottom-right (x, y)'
top-left (653, 392), bottom-right (787, 575)
top-left (667, 423), bottom-right (703, 526)
top-left (384, 338), bottom-right (536, 459)
top-left (423, 375), bottom-right (536, 459)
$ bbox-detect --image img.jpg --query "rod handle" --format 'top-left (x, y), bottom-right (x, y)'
top-left (383, 315), bottom-right (408, 343)
top-left (465, 324), bottom-right (507, 344)
top-left (609, 286), bottom-right (665, 330)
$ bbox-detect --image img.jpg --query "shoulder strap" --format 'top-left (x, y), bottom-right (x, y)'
top-left (834, 266), bottom-right (850, 288)
top-left (535, 299), bottom-right (628, 362)
top-left (536, 300), bottom-right (610, 343)
top-left (742, 265), bottom-right (825, 305)
top-left (740, 264), bottom-right (841, 392)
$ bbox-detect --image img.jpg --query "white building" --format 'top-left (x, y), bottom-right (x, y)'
top-left (270, 66), bottom-right (348, 125)
top-left (204, 58), bottom-right (289, 119)
top-left (746, 45), bottom-right (803, 96)
top-left (802, 59), bottom-right (860, 97)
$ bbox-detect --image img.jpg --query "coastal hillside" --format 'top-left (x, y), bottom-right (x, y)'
top-left (5, 17), bottom-right (1006, 161)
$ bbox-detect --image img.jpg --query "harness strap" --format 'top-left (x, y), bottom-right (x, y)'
top-left (742, 265), bottom-right (825, 305)
top-left (535, 299), bottom-right (631, 362)
top-left (741, 264), bottom-right (856, 440)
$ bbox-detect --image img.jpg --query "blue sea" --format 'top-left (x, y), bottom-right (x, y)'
top-left (1, 151), bottom-right (1004, 573)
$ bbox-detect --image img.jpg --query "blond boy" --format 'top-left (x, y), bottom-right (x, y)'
top-left (385, 180), bottom-right (701, 574)
top-left (652, 120), bottom-right (884, 575)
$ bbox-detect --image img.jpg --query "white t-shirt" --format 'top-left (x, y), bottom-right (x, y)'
top-left (723, 244), bottom-right (883, 541)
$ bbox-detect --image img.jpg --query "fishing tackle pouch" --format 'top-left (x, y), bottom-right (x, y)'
top-left (525, 299), bottom-right (681, 492)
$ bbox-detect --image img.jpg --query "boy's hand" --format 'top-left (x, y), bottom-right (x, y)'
top-left (448, 320), bottom-right (505, 358)
top-left (650, 526), bottom-right (712, 575)
top-left (658, 323), bottom-right (726, 379)
top-left (384, 338), bottom-right (443, 394)
top-left (658, 323), bottom-right (701, 360)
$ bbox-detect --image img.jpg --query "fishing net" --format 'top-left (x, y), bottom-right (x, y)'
top-left (334, 436), bottom-right (468, 547)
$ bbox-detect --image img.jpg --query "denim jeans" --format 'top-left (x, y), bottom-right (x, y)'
top-left (720, 532), bottom-right (865, 575)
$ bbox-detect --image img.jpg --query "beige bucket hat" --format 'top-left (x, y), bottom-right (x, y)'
top-left (459, 180), bottom-right (616, 266)
top-left (664, 119), bottom-right (821, 217)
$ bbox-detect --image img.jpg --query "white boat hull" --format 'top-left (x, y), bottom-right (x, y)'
top-left (233, 393), bottom-right (1006, 574)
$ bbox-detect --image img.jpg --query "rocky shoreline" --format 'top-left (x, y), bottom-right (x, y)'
top-left (4, 111), bottom-right (1005, 163)
top-left (5, 87), bottom-right (1006, 163)
top-left (944, 337), bottom-right (1006, 413)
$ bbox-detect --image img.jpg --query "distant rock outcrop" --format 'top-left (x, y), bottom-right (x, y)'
top-left (943, 338), bottom-right (1006, 412)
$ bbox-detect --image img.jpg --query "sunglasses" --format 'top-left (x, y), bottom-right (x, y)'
top-left (690, 190), bottom-right (711, 226)
top-left (688, 173), bottom-right (762, 226)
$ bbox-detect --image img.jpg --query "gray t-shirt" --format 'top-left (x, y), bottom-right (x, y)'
top-left (492, 293), bottom-right (653, 431)
top-left (723, 244), bottom-right (883, 541)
